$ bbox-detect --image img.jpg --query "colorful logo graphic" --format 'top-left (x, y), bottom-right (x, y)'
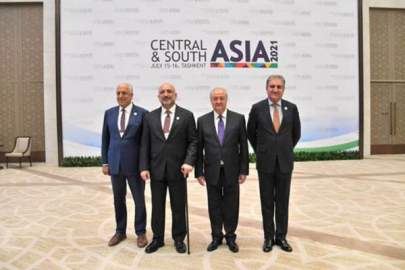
top-left (150, 39), bottom-right (279, 69)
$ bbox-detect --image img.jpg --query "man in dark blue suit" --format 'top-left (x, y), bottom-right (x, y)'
top-left (248, 75), bottom-right (301, 253)
top-left (101, 83), bottom-right (148, 248)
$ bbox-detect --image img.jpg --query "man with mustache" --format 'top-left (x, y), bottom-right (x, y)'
top-left (140, 82), bottom-right (197, 254)
top-left (101, 83), bottom-right (148, 248)
top-left (247, 75), bottom-right (301, 253)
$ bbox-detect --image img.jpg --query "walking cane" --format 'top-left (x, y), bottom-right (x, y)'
top-left (185, 174), bottom-right (191, 254)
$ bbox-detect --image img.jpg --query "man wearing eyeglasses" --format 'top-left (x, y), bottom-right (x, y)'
top-left (247, 75), bottom-right (301, 253)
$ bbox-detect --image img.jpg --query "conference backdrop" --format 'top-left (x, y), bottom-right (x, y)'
top-left (60, 0), bottom-right (359, 157)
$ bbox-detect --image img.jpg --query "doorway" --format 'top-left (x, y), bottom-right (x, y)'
top-left (0, 3), bottom-right (45, 161)
top-left (370, 8), bottom-right (405, 154)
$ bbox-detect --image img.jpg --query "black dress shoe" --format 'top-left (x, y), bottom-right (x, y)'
top-left (175, 241), bottom-right (186, 253)
top-left (207, 238), bottom-right (222, 252)
top-left (226, 240), bottom-right (239, 253)
top-left (275, 238), bottom-right (293, 252)
top-left (263, 239), bottom-right (274, 252)
top-left (145, 240), bottom-right (164, 253)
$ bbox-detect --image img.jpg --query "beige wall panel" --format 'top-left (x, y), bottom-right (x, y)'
top-left (370, 9), bottom-right (392, 81)
top-left (370, 83), bottom-right (393, 145)
top-left (0, 3), bottom-right (44, 160)
top-left (393, 10), bottom-right (405, 80)
top-left (393, 85), bottom-right (405, 144)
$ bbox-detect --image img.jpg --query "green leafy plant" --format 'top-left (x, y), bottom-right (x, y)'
top-left (62, 151), bottom-right (360, 167)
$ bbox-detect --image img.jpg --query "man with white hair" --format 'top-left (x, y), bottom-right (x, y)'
top-left (195, 87), bottom-right (249, 253)
top-left (101, 83), bottom-right (148, 248)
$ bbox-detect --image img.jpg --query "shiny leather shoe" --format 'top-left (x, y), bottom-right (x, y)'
top-left (175, 241), bottom-right (186, 253)
top-left (108, 233), bottom-right (126, 246)
top-left (275, 238), bottom-right (293, 252)
top-left (226, 240), bottom-right (239, 253)
top-left (207, 238), bottom-right (223, 252)
top-left (263, 239), bottom-right (274, 252)
top-left (137, 234), bottom-right (148, 248)
top-left (145, 240), bottom-right (164, 253)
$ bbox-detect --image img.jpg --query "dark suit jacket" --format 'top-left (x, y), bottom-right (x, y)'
top-left (247, 99), bottom-right (301, 173)
top-left (139, 105), bottom-right (197, 181)
top-left (101, 104), bottom-right (148, 176)
top-left (195, 110), bottom-right (249, 186)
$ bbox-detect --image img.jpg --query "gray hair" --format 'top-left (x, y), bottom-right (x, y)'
top-left (266, 75), bottom-right (285, 88)
top-left (117, 82), bottom-right (133, 94)
top-left (209, 87), bottom-right (228, 99)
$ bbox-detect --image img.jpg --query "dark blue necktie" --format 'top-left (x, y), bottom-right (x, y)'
top-left (217, 115), bottom-right (224, 145)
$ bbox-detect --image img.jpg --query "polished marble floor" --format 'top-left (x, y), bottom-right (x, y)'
top-left (0, 155), bottom-right (404, 270)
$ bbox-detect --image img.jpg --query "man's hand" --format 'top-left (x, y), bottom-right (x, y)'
top-left (197, 176), bottom-right (206, 186)
top-left (239, 175), bottom-right (247, 184)
top-left (140, 170), bottom-right (150, 182)
top-left (181, 164), bottom-right (193, 178)
top-left (102, 164), bottom-right (110, 175)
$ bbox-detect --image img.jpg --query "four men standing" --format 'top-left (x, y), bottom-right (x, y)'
top-left (102, 75), bottom-right (301, 253)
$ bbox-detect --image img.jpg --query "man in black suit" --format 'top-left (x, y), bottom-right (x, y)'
top-left (140, 82), bottom-right (197, 254)
top-left (195, 87), bottom-right (249, 253)
top-left (247, 75), bottom-right (301, 253)
top-left (101, 83), bottom-right (148, 248)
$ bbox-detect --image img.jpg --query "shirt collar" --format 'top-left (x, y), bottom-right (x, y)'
top-left (161, 104), bottom-right (176, 115)
top-left (120, 103), bottom-right (133, 112)
top-left (214, 109), bottom-right (227, 119)
top-left (268, 99), bottom-right (281, 107)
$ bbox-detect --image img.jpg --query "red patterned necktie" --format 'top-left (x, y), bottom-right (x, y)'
top-left (120, 108), bottom-right (126, 133)
top-left (163, 110), bottom-right (171, 134)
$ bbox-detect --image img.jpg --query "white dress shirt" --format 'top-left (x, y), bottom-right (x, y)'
top-left (161, 104), bottom-right (176, 139)
top-left (268, 99), bottom-right (283, 124)
top-left (118, 103), bottom-right (133, 137)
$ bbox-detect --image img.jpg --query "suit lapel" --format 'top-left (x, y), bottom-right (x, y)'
top-left (167, 106), bottom-right (181, 140)
top-left (153, 108), bottom-right (165, 140)
top-left (122, 104), bottom-right (136, 138)
top-left (112, 106), bottom-right (121, 136)
top-left (279, 99), bottom-right (288, 132)
top-left (263, 100), bottom-right (276, 133)
top-left (223, 110), bottom-right (232, 144)
top-left (209, 111), bottom-right (221, 146)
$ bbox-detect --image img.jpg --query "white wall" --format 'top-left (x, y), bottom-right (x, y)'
top-left (0, 0), bottom-right (58, 164)
top-left (362, 0), bottom-right (405, 156)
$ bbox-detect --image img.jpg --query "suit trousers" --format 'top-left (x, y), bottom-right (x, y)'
top-left (206, 167), bottom-right (239, 241)
top-left (150, 172), bottom-right (186, 242)
top-left (258, 158), bottom-right (292, 240)
top-left (111, 170), bottom-right (146, 236)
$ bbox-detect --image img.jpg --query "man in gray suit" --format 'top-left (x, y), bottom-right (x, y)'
top-left (140, 82), bottom-right (197, 254)
top-left (247, 75), bottom-right (301, 253)
top-left (195, 87), bottom-right (249, 253)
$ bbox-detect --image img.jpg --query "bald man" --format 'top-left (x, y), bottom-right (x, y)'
top-left (195, 88), bottom-right (249, 253)
top-left (101, 83), bottom-right (148, 248)
top-left (140, 83), bottom-right (197, 254)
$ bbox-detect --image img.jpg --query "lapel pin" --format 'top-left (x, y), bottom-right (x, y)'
top-left (176, 116), bottom-right (180, 120)
top-left (133, 112), bottom-right (137, 116)
top-left (284, 106), bottom-right (288, 111)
